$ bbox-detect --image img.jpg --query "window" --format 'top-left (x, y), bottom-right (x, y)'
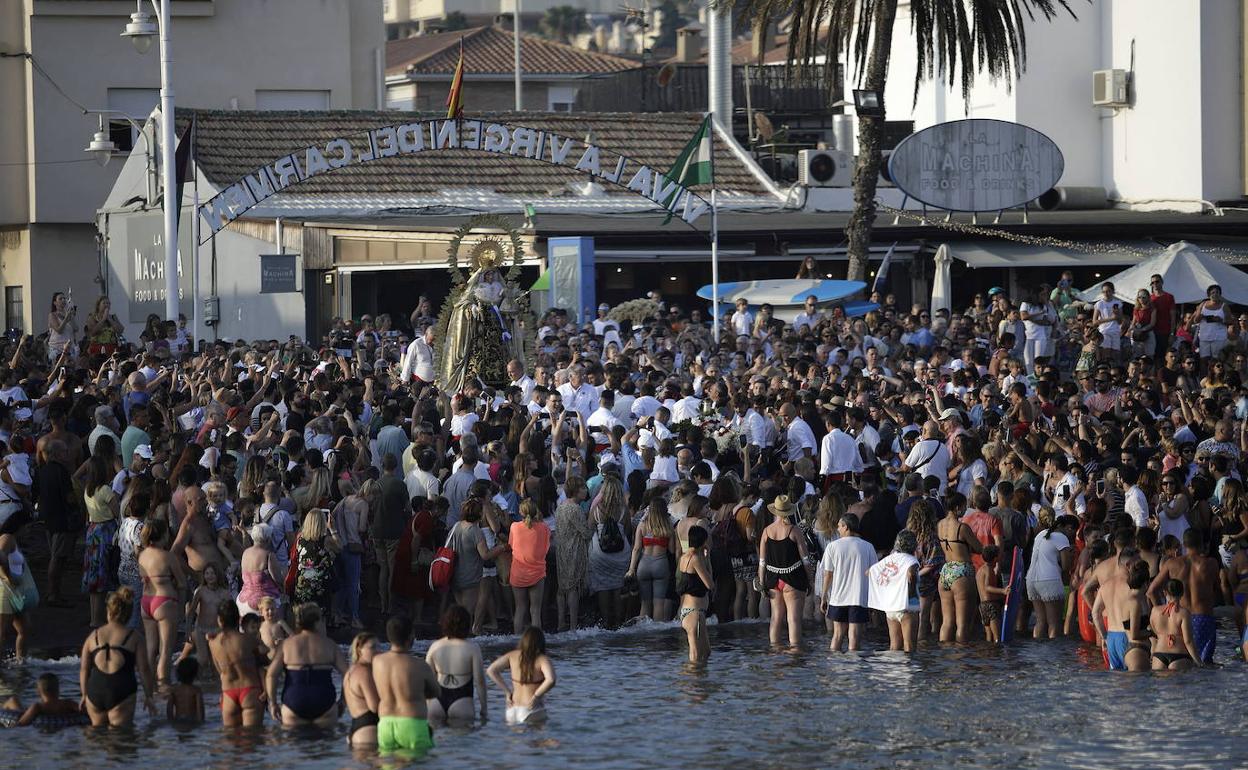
top-left (107, 88), bottom-right (158, 152)
top-left (5, 286), bottom-right (23, 332)
top-left (255, 90), bottom-right (331, 110)
top-left (547, 86), bottom-right (578, 112)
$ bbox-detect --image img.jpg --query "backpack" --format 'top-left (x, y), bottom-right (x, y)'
top-left (428, 528), bottom-right (458, 593)
top-left (712, 514), bottom-right (750, 559)
top-left (598, 517), bottom-right (625, 553)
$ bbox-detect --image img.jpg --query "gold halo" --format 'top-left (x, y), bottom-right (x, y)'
top-left (470, 237), bottom-right (507, 270)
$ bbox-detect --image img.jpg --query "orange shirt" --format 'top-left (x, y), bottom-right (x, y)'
top-left (508, 520), bottom-right (551, 588)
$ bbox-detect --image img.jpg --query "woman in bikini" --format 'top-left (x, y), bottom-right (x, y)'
top-left (77, 586), bottom-right (156, 727)
top-left (1150, 578), bottom-right (1206, 670)
top-left (266, 603), bottom-right (348, 727)
top-left (758, 495), bottom-right (811, 649)
top-left (425, 605), bottom-right (487, 723)
top-left (487, 626), bottom-right (555, 725)
top-left (207, 600), bottom-right (267, 727)
top-left (343, 632), bottom-right (380, 747)
top-left (936, 492), bottom-right (983, 643)
top-left (676, 525), bottom-right (713, 663)
top-left (137, 518), bottom-right (184, 687)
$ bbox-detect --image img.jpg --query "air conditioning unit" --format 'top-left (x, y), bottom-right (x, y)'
top-left (798, 149), bottom-right (853, 187)
top-left (1092, 69), bottom-right (1129, 107)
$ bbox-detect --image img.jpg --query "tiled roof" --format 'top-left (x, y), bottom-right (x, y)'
top-left (176, 109), bottom-right (774, 202)
top-left (386, 26), bottom-right (639, 77)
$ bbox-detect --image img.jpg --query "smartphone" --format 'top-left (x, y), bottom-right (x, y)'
top-left (1062, 484), bottom-right (1071, 497)
top-left (1095, 479), bottom-right (1106, 497)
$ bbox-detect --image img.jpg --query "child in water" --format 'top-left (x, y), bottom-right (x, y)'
top-left (3, 673), bottom-right (81, 726)
top-left (167, 657), bottom-right (205, 724)
top-left (258, 596), bottom-right (291, 651)
top-left (188, 563), bottom-right (231, 674)
top-left (976, 545), bottom-right (1008, 642)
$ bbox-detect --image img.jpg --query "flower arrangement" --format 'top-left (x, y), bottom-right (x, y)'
top-left (607, 298), bottom-right (660, 326)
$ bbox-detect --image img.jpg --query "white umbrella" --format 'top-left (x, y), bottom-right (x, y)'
top-left (1077, 241), bottom-right (1248, 305)
top-left (931, 244), bottom-right (953, 314)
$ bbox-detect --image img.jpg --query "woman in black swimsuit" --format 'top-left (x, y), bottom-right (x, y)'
top-left (757, 496), bottom-right (811, 649)
top-left (266, 603), bottom-right (348, 728)
top-left (677, 526), bottom-right (714, 663)
top-left (77, 586), bottom-right (156, 727)
top-left (425, 605), bottom-right (487, 723)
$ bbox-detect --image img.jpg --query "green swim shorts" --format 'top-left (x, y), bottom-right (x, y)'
top-left (377, 715), bottom-right (434, 754)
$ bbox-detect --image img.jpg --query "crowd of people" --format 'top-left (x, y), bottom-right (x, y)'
top-left (0, 264), bottom-right (1246, 741)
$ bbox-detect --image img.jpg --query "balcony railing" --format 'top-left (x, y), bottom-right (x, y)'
top-left (576, 63), bottom-right (841, 116)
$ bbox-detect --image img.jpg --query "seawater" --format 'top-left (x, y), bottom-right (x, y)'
top-left (2, 616), bottom-right (1246, 770)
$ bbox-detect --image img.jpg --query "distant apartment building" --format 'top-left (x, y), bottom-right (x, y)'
top-left (0, 0), bottom-right (383, 332)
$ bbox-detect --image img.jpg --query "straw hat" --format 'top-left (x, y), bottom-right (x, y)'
top-left (768, 495), bottom-right (797, 518)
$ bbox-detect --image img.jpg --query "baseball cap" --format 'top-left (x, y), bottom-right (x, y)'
top-left (938, 407), bottom-right (962, 422)
top-left (987, 287), bottom-right (1005, 296)
top-left (134, 444), bottom-right (154, 460)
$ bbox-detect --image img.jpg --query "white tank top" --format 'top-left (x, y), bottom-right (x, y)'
top-left (1198, 302), bottom-right (1227, 342)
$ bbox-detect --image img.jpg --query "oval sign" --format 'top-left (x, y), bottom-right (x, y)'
top-left (887, 118), bottom-right (1064, 212)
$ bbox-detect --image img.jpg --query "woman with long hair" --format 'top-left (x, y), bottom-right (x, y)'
top-left (487, 626), bottom-right (556, 725)
top-left (47, 291), bottom-right (78, 362)
top-left (137, 518), bottom-right (183, 687)
top-left (1025, 513), bottom-right (1078, 639)
top-left (83, 296), bottom-right (123, 358)
top-left (936, 492), bottom-right (982, 643)
top-left (625, 496), bottom-right (676, 621)
top-left (78, 434), bottom-right (121, 627)
top-left (553, 476), bottom-right (592, 631)
top-left (78, 587), bottom-right (156, 727)
top-left (587, 475), bottom-right (631, 629)
top-left (509, 499), bottom-right (551, 633)
top-left (290, 508), bottom-right (340, 616)
top-left (239, 456), bottom-right (269, 506)
top-left (677, 525), bottom-right (713, 663)
top-left (905, 499), bottom-right (943, 641)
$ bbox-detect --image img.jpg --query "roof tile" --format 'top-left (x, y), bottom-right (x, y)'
top-left (387, 26), bottom-right (639, 76)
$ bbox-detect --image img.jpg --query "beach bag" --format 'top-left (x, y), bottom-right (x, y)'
top-left (599, 516), bottom-right (625, 553)
top-left (428, 528), bottom-right (457, 593)
top-left (712, 514), bottom-right (750, 559)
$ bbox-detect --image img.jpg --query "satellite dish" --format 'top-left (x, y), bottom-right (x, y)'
top-left (656, 62), bottom-right (677, 88)
top-left (754, 112), bottom-right (775, 142)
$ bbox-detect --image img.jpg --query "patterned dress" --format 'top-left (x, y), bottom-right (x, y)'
top-left (293, 536), bottom-right (336, 612)
top-left (554, 501), bottom-right (592, 596)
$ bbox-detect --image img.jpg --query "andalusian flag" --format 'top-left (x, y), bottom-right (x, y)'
top-left (446, 38), bottom-right (465, 119)
top-left (663, 114), bottom-right (713, 222)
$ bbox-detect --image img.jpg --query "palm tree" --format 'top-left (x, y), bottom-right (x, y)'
top-left (732, 0), bottom-right (1080, 281)
top-left (542, 6), bottom-right (588, 44)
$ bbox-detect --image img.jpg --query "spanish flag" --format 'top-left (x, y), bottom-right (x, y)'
top-left (446, 38), bottom-right (465, 119)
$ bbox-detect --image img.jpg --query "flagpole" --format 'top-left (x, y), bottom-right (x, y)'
top-left (190, 118), bottom-right (200, 349)
top-left (709, 113), bottom-right (720, 345)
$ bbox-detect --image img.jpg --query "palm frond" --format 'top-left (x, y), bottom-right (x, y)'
top-left (729, 0), bottom-right (1083, 105)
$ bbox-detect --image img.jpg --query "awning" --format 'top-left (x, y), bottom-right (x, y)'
top-left (530, 269), bottom-right (551, 291)
top-left (949, 242), bottom-right (1155, 268)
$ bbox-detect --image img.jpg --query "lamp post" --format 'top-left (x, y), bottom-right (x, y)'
top-left (121, 0), bottom-right (179, 322)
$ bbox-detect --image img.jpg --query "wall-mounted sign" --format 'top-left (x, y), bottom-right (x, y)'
top-left (123, 212), bottom-right (193, 323)
top-left (887, 119), bottom-right (1064, 212)
top-left (198, 118), bottom-right (714, 241)
top-left (260, 254), bottom-right (298, 294)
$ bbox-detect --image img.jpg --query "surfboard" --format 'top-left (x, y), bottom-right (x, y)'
top-left (695, 278), bottom-right (865, 307)
top-left (999, 546), bottom-right (1025, 645)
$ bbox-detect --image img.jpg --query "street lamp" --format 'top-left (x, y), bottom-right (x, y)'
top-left (84, 116), bottom-right (117, 166)
top-left (120, 0), bottom-right (179, 322)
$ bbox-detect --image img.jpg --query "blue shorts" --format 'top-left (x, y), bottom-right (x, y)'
top-left (1191, 614), bottom-right (1217, 664)
top-left (827, 605), bottom-right (869, 624)
top-left (1105, 631), bottom-right (1129, 671)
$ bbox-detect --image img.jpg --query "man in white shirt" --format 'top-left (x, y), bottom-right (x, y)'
top-left (1121, 466), bottom-right (1149, 527)
top-left (848, 407), bottom-right (880, 468)
top-left (793, 295), bottom-right (823, 332)
top-left (508, 359), bottom-right (535, 404)
top-left (901, 421), bottom-right (952, 494)
top-left (818, 512), bottom-right (878, 651)
top-left (670, 382), bottom-right (702, 423)
top-left (1019, 290), bottom-right (1056, 374)
top-left (404, 447), bottom-right (441, 501)
top-left (591, 303), bottom-right (618, 337)
top-left (399, 324), bottom-right (436, 383)
top-left (630, 382), bottom-right (663, 420)
top-left (557, 364), bottom-right (599, 421)
top-left (587, 389), bottom-right (622, 448)
top-left (779, 402), bottom-right (817, 462)
top-left (819, 409), bottom-right (862, 483)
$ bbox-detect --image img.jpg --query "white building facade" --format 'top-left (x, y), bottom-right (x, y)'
top-left (0, 0), bottom-right (383, 333)
top-left (869, 0), bottom-right (1246, 212)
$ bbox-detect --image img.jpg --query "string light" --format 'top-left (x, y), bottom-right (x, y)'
top-left (876, 203), bottom-right (1248, 263)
